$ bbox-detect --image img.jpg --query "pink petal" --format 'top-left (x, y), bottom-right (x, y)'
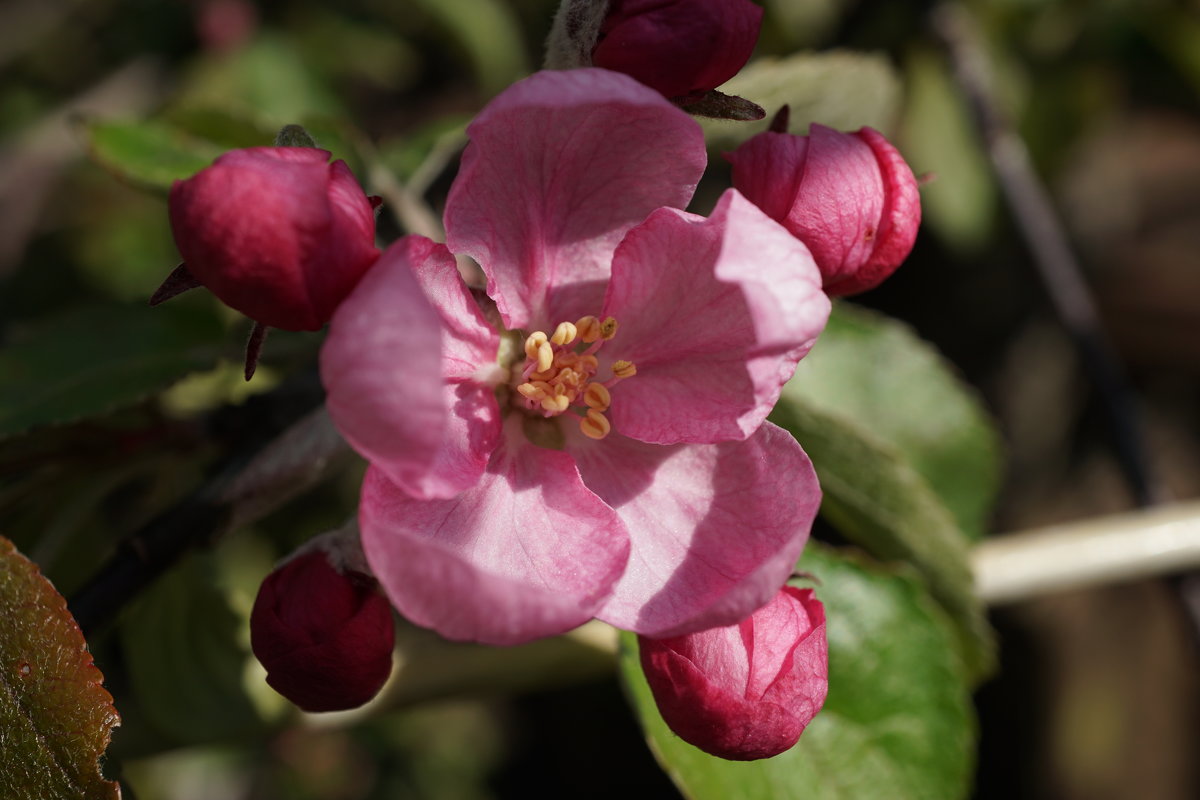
top-left (444, 68), bottom-right (706, 331)
top-left (792, 124), bottom-right (886, 281)
top-left (603, 190), bottom-right (830, 444)
top-left (321, 236), bottom-right (500, 499)
top-left (220, 146), bottom-right (331, 166)
top-left (731, 125), bottom-right (882, 277)
top-left (731, 587), bottom-right (827, 703)
top-left (304, 159), bottom-right (382, 324)
top-left (724, 132), bottom-right (808, 223)
top-left (568, 421), bottom-right (821, 637)
top-left (358, 430), bottom-right (631, 645)
top-left (845, 126), bottom-right (922, 296)
top-left (756, 589), bottom-right (828, 716)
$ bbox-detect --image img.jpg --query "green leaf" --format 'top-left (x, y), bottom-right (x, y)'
top-left (162, 107), bottom-right (276, 150)
top-left (83, 119), bottom-right (224, 192)
top-left (1148, 8), bottom-right (1200, 97)
top-left (409, 0), bottom-right (530, 96)
top-left (291, 9), bottom-right (420, 90)
top-left (0, 301), bottom-right (226, 438)
top-left (788, 303), bottom-right (1002, 539)
top-left (82, 108), bottom-right (368, 199)
top-left (769, 401), bottom-right (994, 682)
top-left (0, 536), bottom-right (121, 800)
top-left (175, 35), bottom-right (341, 126)
top-left (70, 179), bottom-right (180, 301)
top-left (120, 553), bottom-right (262, 745)
top-left (762, 0), bottom-right (853, 48)
top-left (701, 51), bottom-right (903, 150)
top-left (619, 544), bottom-right (974, 800)
top-left (898, 48), bottom-right (998, 251)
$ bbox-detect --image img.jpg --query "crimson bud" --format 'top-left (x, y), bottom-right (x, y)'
top-left (728, 124), bottom-right (921, 296)
top-left (250, 549), bottom-right (394, 713)
top-left (168, 147), bottom-right (380, 330)
top-left (639, 586), bottom-right (828, 761)
top-left (592, 0), bottom-right (762, 99)
top-left (545, 0), bottom-right (762, 101)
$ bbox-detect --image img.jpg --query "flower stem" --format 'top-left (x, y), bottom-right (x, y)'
top-left (975, 502), bottom-right (1200, 604)
top-left (934, 3), bottom-right (1163, 508)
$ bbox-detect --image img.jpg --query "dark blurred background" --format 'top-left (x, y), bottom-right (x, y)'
top-left (1, 1), bottom-right (1197, 798)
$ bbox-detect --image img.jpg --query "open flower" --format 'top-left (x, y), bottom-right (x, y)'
top-left (320, 69), bottom-right (830, 645)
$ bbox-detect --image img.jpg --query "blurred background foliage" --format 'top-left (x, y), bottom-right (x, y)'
top-left (1, 0), bottom-right (1198, 798)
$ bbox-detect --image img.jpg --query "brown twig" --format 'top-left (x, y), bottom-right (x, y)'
top-left (933, 3), bottom-right (1164, 508)
top-left (69, 386), bottom-right (353, 635)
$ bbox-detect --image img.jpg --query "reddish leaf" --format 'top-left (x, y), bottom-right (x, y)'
top-left (0, 536), bottom-right (121, 800)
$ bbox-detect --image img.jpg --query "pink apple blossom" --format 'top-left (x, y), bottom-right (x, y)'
top-left (639, 586), bottom-right (828, 760)
top-left (728, 124), bottom-right (921, 296)
top-left (320, 69), bottom-right (830, 646)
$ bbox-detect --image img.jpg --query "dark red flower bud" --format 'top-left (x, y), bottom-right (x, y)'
top-left (250, 549), bottom-right (394, 713)
top-left (639, 587), bottom-right (827, 761)
top-left (592, 0), bottom-right (763, 99)
top-left (168, 147), bottom-right (380, 330)
top-left (728, 124), bottom-right (921, 296)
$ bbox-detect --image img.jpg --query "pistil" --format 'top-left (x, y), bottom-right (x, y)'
top-left (513, 314), bottom-right (634, 440)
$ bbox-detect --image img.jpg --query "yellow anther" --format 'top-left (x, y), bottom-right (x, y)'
top-left (516, 314), bottom-right (628, 421)
top-left (576, 315), bottom-right (602, 343)
top-left (551, 321), bottom-right (578, 346)
top-left (541, 394), bottom-right (570, 414)
top-left (524, 331), bottom-right (548, 360)
top-left (580, 409), bottom-right (612, 440)
top-left (536, 341), bottom-right (554, 373)
top-left (584, 383), bottom-right (611, 411)
top-left (517, 380), bottom-right (555, 400)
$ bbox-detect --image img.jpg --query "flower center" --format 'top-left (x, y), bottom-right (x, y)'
top-left (513, 315), bottom-right (636, 441)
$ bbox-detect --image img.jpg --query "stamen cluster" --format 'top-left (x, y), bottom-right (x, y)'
top-left (515, 314), bottom-right (637, 440)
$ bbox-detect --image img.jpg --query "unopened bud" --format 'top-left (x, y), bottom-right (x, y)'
top-left (727, 123), bottom-right (921, 296)
top-left (639, 587), bottom-right (827, 761)
top-left (250, 546), bottom-right (394, 713)
top-left (166, 146), bottom-right (380, 330)
top-left (546, 0), bottom-right (763, 101)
